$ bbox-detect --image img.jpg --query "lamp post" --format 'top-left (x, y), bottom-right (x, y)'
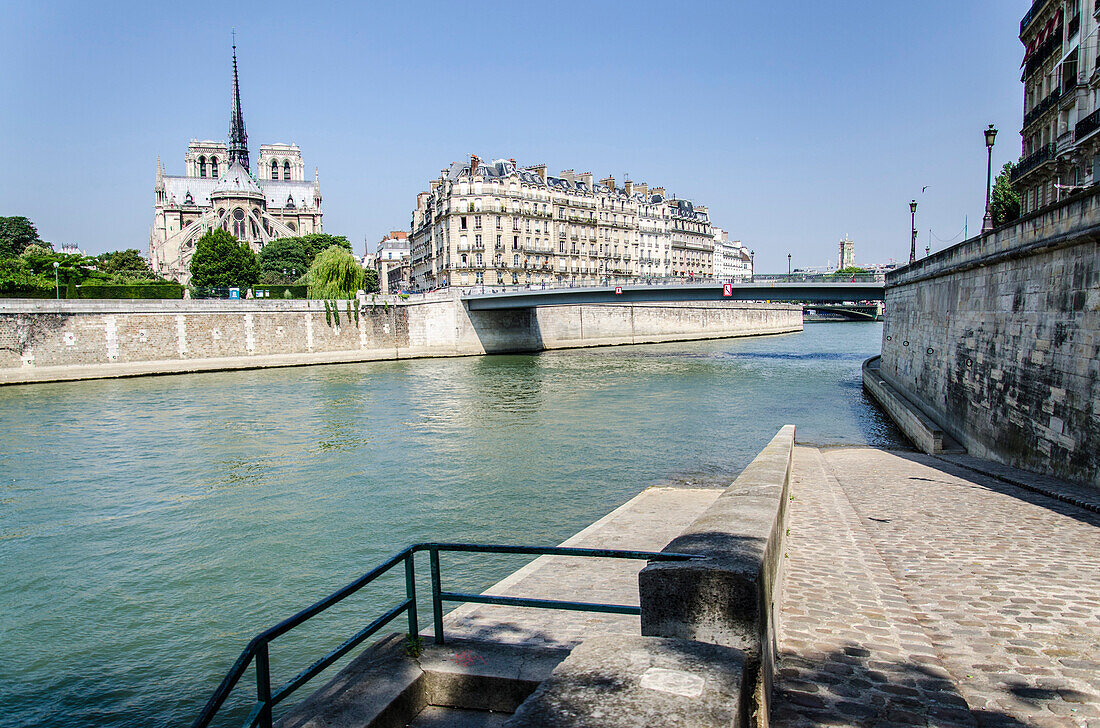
top-left (982, 124), bottom-right (998, 232)
top-left (787, 253), bottom-right (792, 280)
top-left (749, 249), bottom-right (755, 282)
top-left (909, 200), bottom-right (918, 265)
top-left (52, 261), bottom-right (60, 299)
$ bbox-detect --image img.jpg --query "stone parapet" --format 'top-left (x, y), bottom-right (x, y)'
top-left (638, 425), bottom-right (795, 726)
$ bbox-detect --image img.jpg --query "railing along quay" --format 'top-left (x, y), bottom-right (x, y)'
top-left (192, 542), bottom-right (702, 728)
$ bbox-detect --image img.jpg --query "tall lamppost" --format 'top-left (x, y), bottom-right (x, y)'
top-left (787, 253), bottom-right (792, 280)
top-left (52, 261), bottom-right (60, 299)
top-left (909, 200), bottom-right (918, 265)
top-left (749, 249), bottom-right (755, 282)
top-left (982, 124), bottom-right (998, 232)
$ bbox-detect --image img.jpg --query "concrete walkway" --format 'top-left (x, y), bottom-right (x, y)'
top-left (440, 486), bottom-right (723, 649)
top-left (775, 446), bottom-right (1100, 728)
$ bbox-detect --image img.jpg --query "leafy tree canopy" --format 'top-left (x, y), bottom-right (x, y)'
top-left (97, 249), bottom-right (154, 277)
top-left (363, 267), bottom-right (380, 294)
top-left (258, 237), bottom-right (310, 284)
top-left (0, 216), bottom-right (45, 259)
top-left (189, 229), bottom-right (260, 288)
top-left (294, 233), bottom-right (352, 263)
top-left (834, 266), bottom-right (868, 277)
top-left (308, 245), bottom-right (364, 299)
top-left (990, 162), bottom-right (1021, 227)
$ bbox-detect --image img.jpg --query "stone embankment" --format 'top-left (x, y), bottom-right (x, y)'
top-left (878, 187), bottom-right (1099, 488)
top-left (0, 292), bottom-right (801, 385)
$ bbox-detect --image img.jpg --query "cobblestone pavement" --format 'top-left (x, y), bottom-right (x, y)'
top-left (775, 446), bottom-right (1100, 728)
top-left (442, 486), bottom-right (722, 649)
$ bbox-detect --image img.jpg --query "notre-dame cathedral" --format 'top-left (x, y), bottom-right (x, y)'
top-left (149, 46), bottom-right (323, 283)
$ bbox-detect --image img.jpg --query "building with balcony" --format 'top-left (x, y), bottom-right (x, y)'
top-left (407, 156), bottom-right (732, 289)
top-left (1013, 0), bottom-right (1100, 214)
top-left (371, 231), bottom-right (411, 294)
top-left (711, 230), bottom-right (750, 281)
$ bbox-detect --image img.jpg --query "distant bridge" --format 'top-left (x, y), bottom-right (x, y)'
top-left (461, 281), bottom-right (885, 310)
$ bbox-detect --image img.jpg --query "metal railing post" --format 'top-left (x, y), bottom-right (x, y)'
top-left (255, 641), bottom-right (273, 728)
top-left (429, 548), bottom-right (445, 644)
top-left (404, 553), bottom-right (419, 640)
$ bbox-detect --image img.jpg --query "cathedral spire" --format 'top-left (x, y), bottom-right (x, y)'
top-left (227, 38), bottom-right (250, 172)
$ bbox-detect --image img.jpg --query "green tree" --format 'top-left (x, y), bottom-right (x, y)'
top-left (258, 237), bottom-right (310, 283)
top-left (97, 249), bottom-right (155, 279)
top-left (990, 162), bottom-right (1021, 227)
top-left (298, 233), bottom-right (352, 264)
top-left (308, 246), bottom-right (364, 298)
top-left (0, 216), bottom-right (44, 259)
top-left (20, 244), bottom-right (54, 258)
top-left (189, 229), bottom-right (260, 288)
top-left (363, 267), bottom-right (380, 294)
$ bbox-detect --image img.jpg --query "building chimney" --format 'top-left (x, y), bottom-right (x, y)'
top-left (652, 186), bottom-right (665, 198)
top-left (636, 183), bottom-right (648, 197)
top-left (580, 172), bottom-right (593, 187)
top-left (430, 179), bottom-right (439, 191)
top-left (600, 176), bottom-right (615, 190)
top-left (528, 164), bottom-right (548, 182)
top-left (470, 154), bottom-right (480, 176)
top-left (561, 169), bottom-right (575, 183)
top-left (624, 180), bottom-right (633, 196)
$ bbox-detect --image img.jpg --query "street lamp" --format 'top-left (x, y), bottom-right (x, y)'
top-left (749, 249), bottom-right (755, 282)
top-left (52, 261), bottom-right (60, 299)
top-left (787, 253), bottom-right (792, 280)
top-left (982, 124), bottom-right (998, 232)
top-left (909, 200), bottom-right (918, 265)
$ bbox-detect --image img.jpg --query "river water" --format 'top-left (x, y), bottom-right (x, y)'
top-left (0, 321), bottom-right (904, 727)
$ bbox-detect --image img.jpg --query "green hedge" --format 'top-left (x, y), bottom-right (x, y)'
top-left (252, 284), bottom-right (308, 299)
top-left (75, 283), bottom-right (183, 299)
top-left (0, 281), bottom-right (55, 298)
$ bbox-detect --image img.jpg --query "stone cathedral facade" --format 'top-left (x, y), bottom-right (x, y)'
top-left (149, 47), bottom-right (323, 284)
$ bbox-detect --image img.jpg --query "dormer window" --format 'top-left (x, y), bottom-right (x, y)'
top-left (286, 194), bottom-right (296, 209)
top-left (184, 192), bottom-right (194, 205)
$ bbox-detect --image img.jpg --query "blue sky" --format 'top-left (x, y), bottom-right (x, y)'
top-left (1, 1), bottom-right (1026, 272)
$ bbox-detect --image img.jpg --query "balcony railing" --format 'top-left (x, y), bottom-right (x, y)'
top-left (1076, 107), bottom-right (1100, 141)
top-left (1010, 142), bottom-right (1056, 182)
top-left (1022, 0), bottom-right (1053, 33)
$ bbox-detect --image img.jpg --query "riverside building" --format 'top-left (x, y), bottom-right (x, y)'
top-left (149, 46), bottom-right (323, 283)
top-left (1012, 0), bottom-right (1100, 214)
top-left (408, 156), bottom-right (731, 289)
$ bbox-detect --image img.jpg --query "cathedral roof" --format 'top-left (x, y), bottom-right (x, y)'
top-left (210, 160), bottom-right (264, 199)
top-left (163, 172), bottom-right (318, 209)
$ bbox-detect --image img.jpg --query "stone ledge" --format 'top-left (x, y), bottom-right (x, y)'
top-left (505, 635), bottom-right (745, 728)
top-left (638, 425), bottom-right (795, 726)
top-left (862, 355), bottom-right (962, 455)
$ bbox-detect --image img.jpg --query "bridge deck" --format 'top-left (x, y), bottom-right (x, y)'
top-left (461, 282), bottom-right (884, 309)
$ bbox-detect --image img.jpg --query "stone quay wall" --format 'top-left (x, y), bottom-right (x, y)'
top-left (0, 293), bottom-right (802, 385)
top-left (881, 189), bottom-right (1100, 488)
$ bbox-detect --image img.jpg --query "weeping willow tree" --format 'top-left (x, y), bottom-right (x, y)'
top-left (308, 246), bottom-right (365, 299)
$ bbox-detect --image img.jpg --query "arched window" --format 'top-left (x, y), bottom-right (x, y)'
top-left (232, 208), bottom-right (246, 239)
top-left (287, 222), bottom-right (297, 232)
top-left (283, 161), bottom-right (291, 180)
top-left (271, 160), bottom-right (279, 180)
top-left (198, 156), bottom-right (207, 178)
top-left (210, 157), bottom-right (219, 177)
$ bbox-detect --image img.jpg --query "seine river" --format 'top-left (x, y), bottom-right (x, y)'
top-left (0, 321), bottom-right (904, 727)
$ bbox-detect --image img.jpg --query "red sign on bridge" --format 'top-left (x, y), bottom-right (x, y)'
top-left (723, 284), bottom-right (733, 297)
top-left (615, 286), bottom-right (623, 295)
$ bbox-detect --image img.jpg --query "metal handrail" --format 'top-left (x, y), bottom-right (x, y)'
top-left (191, 542), bottom-right (703, 728)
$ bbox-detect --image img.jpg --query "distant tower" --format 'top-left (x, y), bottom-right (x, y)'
top-left (839, 235), bottom-right (855, 269)
top-left (227, 42), bottom-right (250, 172)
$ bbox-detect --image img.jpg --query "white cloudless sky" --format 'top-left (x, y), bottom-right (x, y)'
top-left (0, 1), bottom-right (1027, 272)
